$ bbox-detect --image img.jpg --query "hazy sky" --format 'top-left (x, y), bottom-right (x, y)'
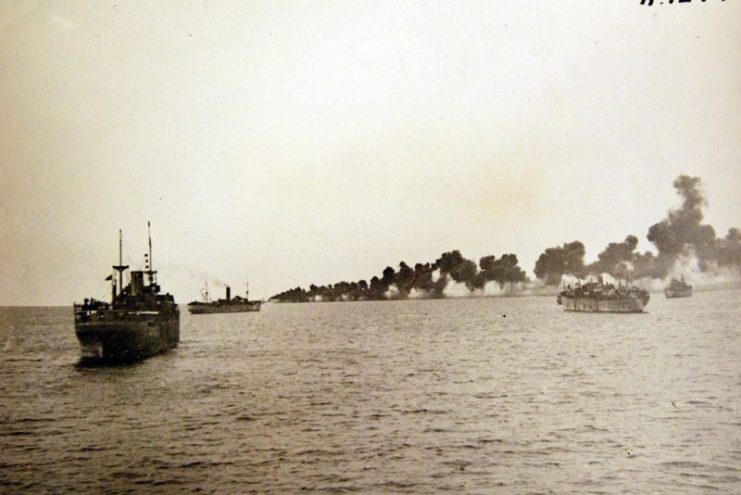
top-left (1, 1), bottom-right (739, 305)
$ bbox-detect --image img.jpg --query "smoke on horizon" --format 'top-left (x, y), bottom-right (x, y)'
top-left (270, 250), bottom-right (529, 302)
top-left (272, 175), bottom-right (739, 302)
top-left (535, 175), bottom-right (741, 288)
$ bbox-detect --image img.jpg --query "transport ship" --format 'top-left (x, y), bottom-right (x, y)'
top-left (187, 283), bottom-right (261, 314)
top-left (73, 223), bottom-right (179, 364)
top-left (557, 278), bottom-right (650, 313)
top-left (664, 276), bottom-right (693, 299)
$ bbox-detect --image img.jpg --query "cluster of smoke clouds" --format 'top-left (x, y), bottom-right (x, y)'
top-left (534, 175), bottom-right (741, 287)
top-left (270, 251), bottom-right (527, 302)
top-left (272, 175), bottom-right (739, 302)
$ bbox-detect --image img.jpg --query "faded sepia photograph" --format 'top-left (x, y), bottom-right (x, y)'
top-left (1, 1), bottom-right (739, 493)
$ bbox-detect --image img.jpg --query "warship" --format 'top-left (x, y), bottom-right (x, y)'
top-left (557, 277), bottom-right (650, 313)
top-left (664, 276), bottom-right (693, 298)
top-left (73, 223), bottom-right (180, 364)
top-left (187, 283), bottom-right (261, 314)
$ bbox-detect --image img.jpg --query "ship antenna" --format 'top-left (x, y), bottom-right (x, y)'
top-left (119, 229), bottom-right (123, 292)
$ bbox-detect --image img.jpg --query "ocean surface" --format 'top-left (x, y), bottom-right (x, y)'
top-left (1, 290), bottom-right (740, 494)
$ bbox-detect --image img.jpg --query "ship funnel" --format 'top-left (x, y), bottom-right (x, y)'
top-left (226, 286), bottom-right (231, 301)
top-left (131, 271), bottom-right (145, 296)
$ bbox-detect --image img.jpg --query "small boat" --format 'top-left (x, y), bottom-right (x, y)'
top-left (664, 276), bottom-right (693, 299)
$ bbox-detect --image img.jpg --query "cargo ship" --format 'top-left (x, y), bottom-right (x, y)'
top-left (73, 223), bottom-right (179, 364)
top-left (664, 276), bottom-right (693, 299)
top-left (557, 278), bottom-right (650, 313)
top-left (187, 283), bottom-right (261, 314)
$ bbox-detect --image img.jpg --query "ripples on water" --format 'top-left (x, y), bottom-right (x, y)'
top-left (1, 290), bottom-right (740, 493)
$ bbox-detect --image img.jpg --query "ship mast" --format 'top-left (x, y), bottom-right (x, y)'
top-left (112, 229), bottom-right (129, 299)
top-left (202, 280), bottom-right (210, 302)
top-left (146, 221), bottom-right (155, 285)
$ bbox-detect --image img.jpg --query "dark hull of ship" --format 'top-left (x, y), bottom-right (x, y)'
top-left (665, 288), bottom-right (692, 299)
top-left (74, 311), bottom-right (180, 364)
top-left (187, 302), bottom-right (262, 314)
top-left (559, 295), bottom-right (648, 313)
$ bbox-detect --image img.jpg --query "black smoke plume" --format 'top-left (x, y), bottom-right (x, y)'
top-left (436, 251), bottom-right (478, 291)
top-left (717, 228), bottom-right (741, 268)
top-left (479, 254), bottom-right (527, 288)
top-left (585, 235), bottom-right (638, 277)
top-left (270, 249), bottom-right (528, 302)
top-left (646, 175), bottom-right (718, 274)
top-left (533, 241), bottom-right (586, 286)
top-left (536, 175), bottom-right (741, 284)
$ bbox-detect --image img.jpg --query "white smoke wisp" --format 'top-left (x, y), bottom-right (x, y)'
top-left (313, 295), bottom-right (324, 302)
top-left (512, 278), bottom-right (555, 296)
top-left (480, 281), bottom-right (529, 297)
top-left (598, 273), bottom-right (619, 285)
top-left (630, 248), bottom-right (741, 292)
top-left (443, 280), bottom-right (470, 298)
top-left (481, 282), bottom-right (504, 296)
top-left (431, 269), bottom-right (441, 282)
top-left (632, 277), bottom-right (666, 293)
top-left (435, 280), bottom-right (532, 299)
top-left (517, 283), bottom-right (534, 296)
top-left (559, 274), bottom-right (581, 288)
top-left (408, 288), bottom-right (428, 299)
top-left (665, 250), bottom-right (740, 288)
top-left (384, 284), bottom-right (401, 299)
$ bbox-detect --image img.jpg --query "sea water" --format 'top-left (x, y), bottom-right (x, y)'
top-left (1, 290), bottom-right (740, 493)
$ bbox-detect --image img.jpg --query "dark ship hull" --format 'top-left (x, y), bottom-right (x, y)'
top-left (664, 278), bottom-right (693, 299)
top-left (188, 301), bottom-right (261, 314)
top-left (558, 294), bottom-right (649, 313)
top-left (664, 287), bottom-right (692, 298)
top-left (74, 309), bottom-right (179, 364)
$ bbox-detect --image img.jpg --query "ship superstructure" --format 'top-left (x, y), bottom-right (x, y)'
top-left (557, 277), bottom-right (650, 313)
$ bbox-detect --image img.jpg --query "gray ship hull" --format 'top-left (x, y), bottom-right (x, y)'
top-left (664, 288), bottom-right (692, 298)
top-left (560, 295), bottom-right (648, 313)
top-left (74, 310), bottom-right (180, 364)
top-left (187, 302), bottom-right (261, 314)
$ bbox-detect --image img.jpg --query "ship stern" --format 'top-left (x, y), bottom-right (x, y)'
top-left (74, 309), bottom-right (179, 365)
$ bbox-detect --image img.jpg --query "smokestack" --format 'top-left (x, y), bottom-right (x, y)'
top-left (226, 286), bottom-right (231, 301)
top-left (131, 271), bottom-right (144, 296)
